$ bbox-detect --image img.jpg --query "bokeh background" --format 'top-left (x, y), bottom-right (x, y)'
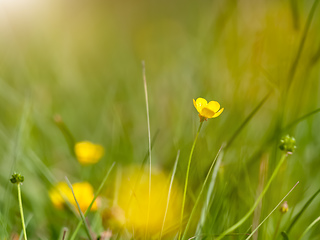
top-left (0, 0), bottom-right (320, 239)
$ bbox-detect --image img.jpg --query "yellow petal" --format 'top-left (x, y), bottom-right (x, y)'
top-left (212, 108), bottom-right (224, 118)
top-left (200, 107), bottom-right (215, 118)
top-left (194, 98), bottom-right (207, 113)
top-left (207, 101), bottom-right (220, 113)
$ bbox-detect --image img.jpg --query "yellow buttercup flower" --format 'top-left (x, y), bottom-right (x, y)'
top-left (193, 97), bottom-right (224, 121)
top-left (74, 141), bottom-right (104, 165)
top-left (49, 181), bottom-right (98, 212)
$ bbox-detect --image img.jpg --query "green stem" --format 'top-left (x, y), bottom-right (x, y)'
top-left (215, 153), bottom-right (288, 240)
top-left (17, 184), bottom-right (27, 240)
top-left (179, 121), bottom-right (203, 239)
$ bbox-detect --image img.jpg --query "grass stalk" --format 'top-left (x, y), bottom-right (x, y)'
top-left (285, 187), bottom-right (320, 234)
top-left (215, 153), bottom-right (289, 240)
top-left (17, 184), bottom-right (27, 240)
top-left (245, 181), bottom-right (299, 240)
top-left (159, 150), bottom-right (180, 239)
top-left (287, 0), bottom-right (320, 90)
top-left (179, 121), bottom-right (203, 239)
top-left (65, 177), bottom-right (93, 240)
top-left (69, 162), bottom-right (115, 240)
top-left (142, 60), bottom-right (152, 239)
top-left (298, 216), bottom-right (320, 240)
top-left (182, 144), bottom-right (225, 240)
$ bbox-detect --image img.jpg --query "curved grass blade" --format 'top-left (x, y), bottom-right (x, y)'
top-left (298, 216), bottom-right (320, 240)
top-left (285, 187), bottom-right (320, 234)
top-left (245, 181), bottom-right (299, 240)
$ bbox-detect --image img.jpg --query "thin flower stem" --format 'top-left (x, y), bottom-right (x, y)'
top-left (17, 184), bottom-right (27, 240)
top-left (215, 153), bottom-right (289, 240)
top-left (179, 121), bottom-right (203, 240)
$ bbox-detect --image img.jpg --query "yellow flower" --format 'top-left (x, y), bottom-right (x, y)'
top-left (193, 97), bottom-right (224, 121)
top-left (49, 181), bottom-right (98, 212)
top-left (74, 141), bottom-right (104, 165)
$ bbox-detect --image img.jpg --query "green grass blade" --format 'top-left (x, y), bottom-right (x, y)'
top-left (69, 162), bottom-right (115, 240)
top-left (283, 108), bottom-right (320, 131)
top-left (285, 187), bottom-right (320, 234)
top-left (287, 0), bottom-right (320, 90)
top-left (182, 144), bottom-right (225, 240)
top-left (65, 177), bottom-right (93, 240)
top-left (226, 92), bottom-right (270, 149)
top-left (245, 181), bottom-right (299, 240)
top-left (159, 150), bottom-right (180, 239)
top-left (142, 60), bottom-right (152, 238)
top-left (298, 216), bottom-right (320, 240)
top-left (215, 153), bottom-right (289, 240)
top-left (195, 144), bottom-right (225, 239)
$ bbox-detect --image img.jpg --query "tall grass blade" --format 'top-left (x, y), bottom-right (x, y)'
top-left (70, 162), bottom-right (116, 240)
top-left (182, 145), bottom-right (224, 240)
top-left (159, 150), bottom-right (180, 239)
top-left (285, 187), bottom-right (320, 234)
top-left (287, 0), bottom-right (320, 90)
top-left (226, 92), bottom-right (270, 149)
top-left (194, 144), bottom-right (225, 239)
top-left (245, 181), bottom-right (299, 240)
top-left (142, 60), bottom-right (152, 238)
top-left (65, 176), bottom-right (93, 240)
top-left (298, 216), bottom-right (320, 240)
top-left (215, 153), bottom-right (289, 240)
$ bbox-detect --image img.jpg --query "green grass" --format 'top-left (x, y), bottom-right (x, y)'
top-left (1, 0), bottom-right (320, 239)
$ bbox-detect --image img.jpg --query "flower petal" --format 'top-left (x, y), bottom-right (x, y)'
top-left (212, 108), bottom-right (224, 118)
top-left (200, 107), bottom-right (215, 118)
top-left (194, 98), bottom-right (207, 113)
top-left (207, 101), bottom-right (220, 113)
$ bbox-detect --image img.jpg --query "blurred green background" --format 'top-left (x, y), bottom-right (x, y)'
top-left (0, 0), bottom-right (320, 239)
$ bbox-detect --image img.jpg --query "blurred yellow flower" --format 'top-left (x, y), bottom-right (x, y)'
top-left (117, 167), bottom-right (182, 237)
top-left (49, 181), bottom-right (98, 212)
top-left (193, 97), bottom-right (224, 121)
top-left (74, 141), bottom-right (104, 164)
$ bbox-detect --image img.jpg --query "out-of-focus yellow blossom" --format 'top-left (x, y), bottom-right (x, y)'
top-left (102, 205), bottom-right (126, 230)
top-left (74, 141), bottom-right (104, 164)
top-left (193, 98), bottom-right (224, 121)
top-left (116, 167), bottom-right (182, 237)
top-left (49, 181), bottom-right (98, 212)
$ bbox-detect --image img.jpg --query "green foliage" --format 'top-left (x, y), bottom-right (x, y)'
top-left (0, 0), bottom-right (320, 239)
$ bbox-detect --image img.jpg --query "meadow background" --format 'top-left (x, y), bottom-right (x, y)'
top-left (0, 0), bottom-right (320, 239)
